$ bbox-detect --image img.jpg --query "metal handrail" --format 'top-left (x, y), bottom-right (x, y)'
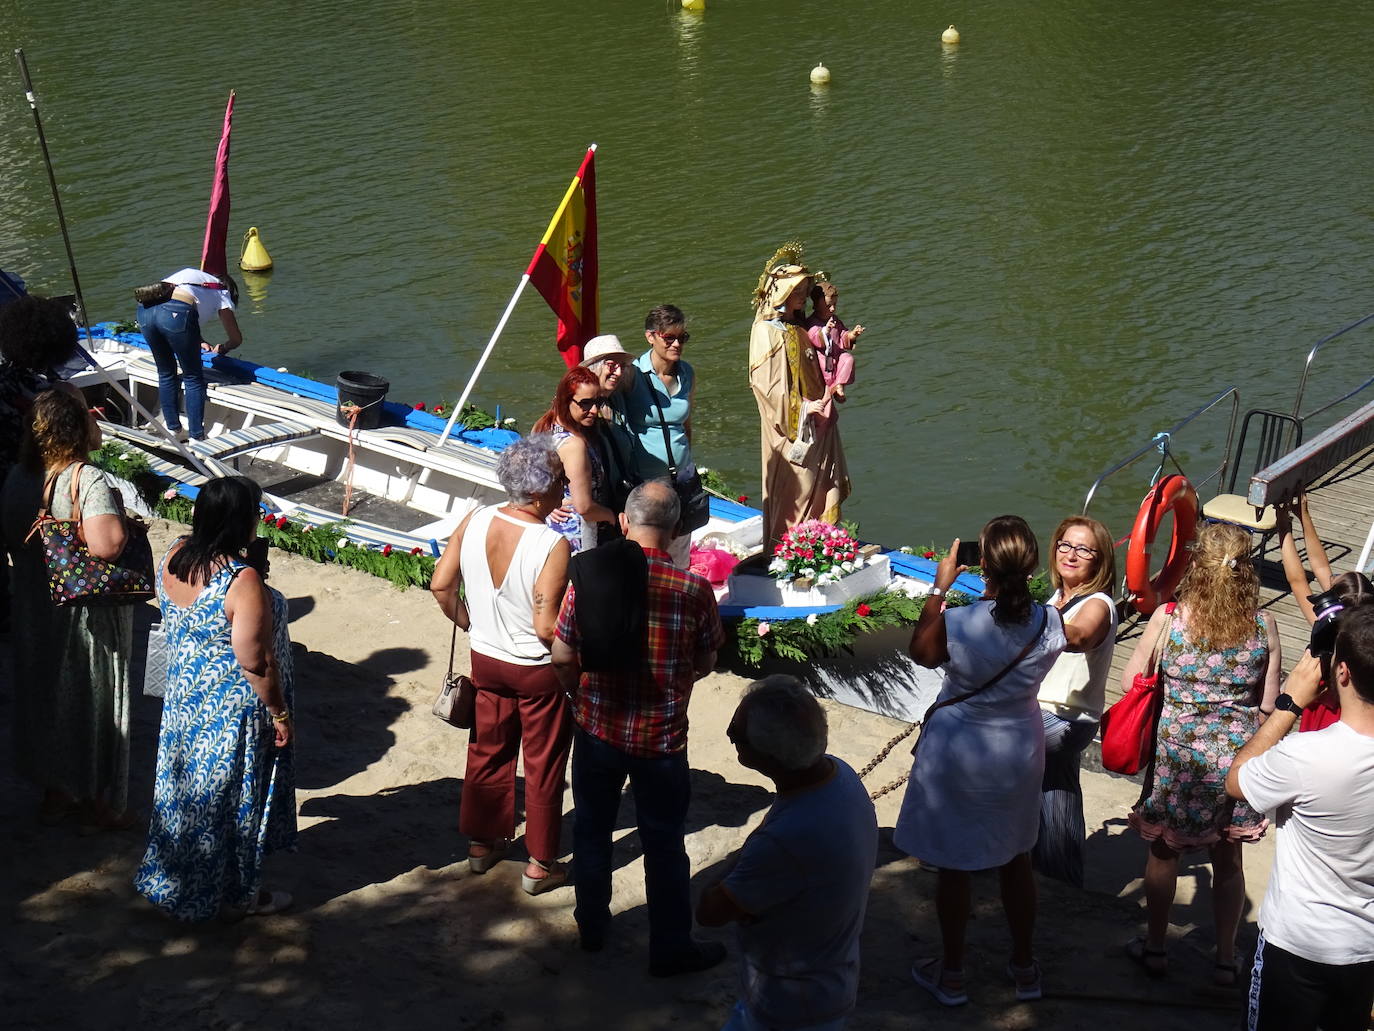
top-left (1082, 386), bottom-right (1240, 516)
top-left (1291, 311), bottom-right (1374, 429)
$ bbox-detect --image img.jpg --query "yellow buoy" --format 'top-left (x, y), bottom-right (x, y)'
top-left (810, 62), bottom-right (831, 85)
top-left (941, 24), bottom-right (960, 44)
top-left (681, 0), bottom-right (705, 10)
top-left (240, 226), bottom-right (273, 271)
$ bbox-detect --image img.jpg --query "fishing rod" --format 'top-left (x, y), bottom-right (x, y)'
top-left (12, 47), bottom-right (213, 478)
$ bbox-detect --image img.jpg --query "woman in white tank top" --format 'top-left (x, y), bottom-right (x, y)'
top-left (431, 436), bottom-right (573, 895)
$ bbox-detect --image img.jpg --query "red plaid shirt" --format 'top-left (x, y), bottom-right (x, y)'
top-left (555, 547), bottom-right (725, 757)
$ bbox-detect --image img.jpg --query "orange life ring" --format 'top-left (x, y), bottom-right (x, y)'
top-left (1125, 473), bottom-right (1199, 615)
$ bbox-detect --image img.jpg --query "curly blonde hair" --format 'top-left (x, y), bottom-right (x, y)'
top-left (19, 388), bottom-right (92, 473)
top-left (1175, 522), bottom-right (1259, 650)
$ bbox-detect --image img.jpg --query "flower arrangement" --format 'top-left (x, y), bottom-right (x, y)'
top-left (768, 520), bottom-right (861, 585)
top-left (411, 401), bottom-right (517, 431)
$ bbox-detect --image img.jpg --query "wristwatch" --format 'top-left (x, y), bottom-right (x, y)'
top-left (1273, 693), bottom-right (1303, 717)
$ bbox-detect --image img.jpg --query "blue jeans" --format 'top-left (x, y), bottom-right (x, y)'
top-left (136, 299), bottom-right (206, 438)
top-left (722, 1001), bottom-right (848, 1031)
top-left (571, 726), bottom-right (692, 962)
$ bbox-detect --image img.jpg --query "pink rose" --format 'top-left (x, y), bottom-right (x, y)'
top-left (757, 622), bottom-right (771, 637)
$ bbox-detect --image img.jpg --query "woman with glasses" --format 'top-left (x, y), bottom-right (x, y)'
top-left (1031, 517), bottom-right (1118, 887)
top-left (532, 366), bottom-right (616, 554)
top-left (621, 304), bottom-right (697, 565)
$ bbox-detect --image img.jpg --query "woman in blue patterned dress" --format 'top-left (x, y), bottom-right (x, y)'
top-left (135, 476), bottom-right (297, 921)
top-left (1122, 522), bottom-right (1281, 984)
top-left (532, 366), bottom-right (615, 553)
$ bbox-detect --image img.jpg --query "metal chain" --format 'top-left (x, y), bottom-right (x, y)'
top-left (856, 721), bottom-right (919, 801)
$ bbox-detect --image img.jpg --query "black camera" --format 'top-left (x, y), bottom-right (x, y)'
top-left (1308, 587), bottom-right (1347, 658)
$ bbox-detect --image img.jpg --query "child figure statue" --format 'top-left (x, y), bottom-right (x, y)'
top-left (804, 281), bottom-right (864, 402)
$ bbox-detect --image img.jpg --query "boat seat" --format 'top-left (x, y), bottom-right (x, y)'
top-left (1203, 407), bottom-right (1301, 554)
top-left (1201, 493), bottom-right (1278, 532)
top-left (186, 419), bottom-right (318, 461)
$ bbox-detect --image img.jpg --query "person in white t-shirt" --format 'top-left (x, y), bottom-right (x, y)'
top-left (697, 675), bottom-right (878, 1031)
top-left (134, 269), bottom-right (242, 440)
top-left (1227, 606), bottom-right (1374, 1031)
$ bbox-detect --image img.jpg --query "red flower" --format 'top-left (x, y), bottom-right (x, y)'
top-left (433, 405), bottom-right (446, 415)
top-left (382, 544), bottom-right (393, 556)
top-left (275, 516), bottom-right (288, 529)
top-left (262, 512), bottom-right (274, 524)
top-left (413, 402), bottom-right (426, 410)
top-left (736, 494), bottom-right (749, 504)
top-left (409, 546), bottom-right (422, 556)
top-left (922, 550), bottom-right (936, 559)
top-left (856, 603), bottom-right (872, 617)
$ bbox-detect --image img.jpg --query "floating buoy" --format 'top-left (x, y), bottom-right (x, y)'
top-left (681, 0), bottom-right (705, 10)
top-left (941, 24), bottom-right (960, 44)
top-left (240, 226), bottom-right (273, 271)
top-left (810, 62), bottom-right (831, 84)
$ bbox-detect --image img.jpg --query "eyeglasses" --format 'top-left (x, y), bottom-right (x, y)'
top-left (571, 397), bottom-right (602, 412)
top-left (1056, 540), bottom-right (1100, 559)
top-left (657, 332), bottom-right (690, 345)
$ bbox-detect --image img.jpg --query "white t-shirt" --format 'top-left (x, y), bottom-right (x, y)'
top-left (1238, 721), bottom-right (1374, 965)
top-left (164, 268), bottom-right (234, 328)
top-left (723, 758), bottom-right (878, 1027)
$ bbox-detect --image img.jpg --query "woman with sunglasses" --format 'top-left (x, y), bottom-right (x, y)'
top-left (1032, 517), bottom-right (1118, 887)
top-left (532, 366), bottom-right (616, 554)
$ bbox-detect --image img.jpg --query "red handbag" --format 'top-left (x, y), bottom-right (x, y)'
top-left (1100, 603), bottom-right (1175, 775)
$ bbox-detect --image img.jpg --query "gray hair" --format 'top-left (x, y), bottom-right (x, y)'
top-left (497, 434), bottom-right (562, 504)
top-left (742, 675), bottom-right (827, 771)
top-left (625, 479), bottom-right (679, 531)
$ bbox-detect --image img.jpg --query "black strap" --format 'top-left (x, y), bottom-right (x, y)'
top-left (1058, 592), bottom-right (1091, 618)
top-left (919, 604), bottom-right (1052, 729)
top-left (640, 368), bottom-right (681, 481)
top-left (446, 620), bottom-right (458, 678)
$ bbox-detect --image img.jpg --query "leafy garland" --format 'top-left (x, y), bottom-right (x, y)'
top-left (410, 400), bottom-right (516, 432)
top-left (88, 443), bottom-right (439, 589)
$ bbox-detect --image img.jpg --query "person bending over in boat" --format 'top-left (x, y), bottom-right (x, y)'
top-left (748, 244), bottom-right (850, 550)
top-left (135, 269), bottom-right (242, 441)
top-left (533, 367), bottom-right (618, 554)
top-left (1276, 491), bottom-right (1374, 731)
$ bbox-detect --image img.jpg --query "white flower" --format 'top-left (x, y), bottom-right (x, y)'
top-left (503, 417), bottom-right (516, 426)
top-left (768, 558), bottom-right (787, 574)
top-left (338, 537), bottom-right (351, 548)
top-left (277, 366), bottom-right (289, 373)
top-left (696, 466), bottom-right (709, 475)
top-left (805, 613), bottom-right (818, 625)
top-left (800, 567), bottom-right (816, 579)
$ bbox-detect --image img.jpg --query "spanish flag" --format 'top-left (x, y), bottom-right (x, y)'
top-left (525, 146), bottom-right (599, 368)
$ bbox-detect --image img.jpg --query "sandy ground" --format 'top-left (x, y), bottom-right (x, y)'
top-left (0, 522), bottom-right (1274, 1031)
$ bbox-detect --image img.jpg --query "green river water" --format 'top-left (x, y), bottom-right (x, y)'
top-left (2, 0), bottom-right (1372, 547)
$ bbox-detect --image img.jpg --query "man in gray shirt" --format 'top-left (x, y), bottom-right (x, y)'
top-left (697, 675), bottom-right (879, 1030)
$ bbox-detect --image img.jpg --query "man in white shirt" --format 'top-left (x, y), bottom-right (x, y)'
top-left (1227, 606), bottom-right (1374, 1031)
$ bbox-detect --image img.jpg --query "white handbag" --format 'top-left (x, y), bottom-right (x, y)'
top-left (142, 623), bottom-right (171, 698)
top-left (1037, 650), bottom-right (1092, 711)
top-left (786, 414), bottom-right (815, 466)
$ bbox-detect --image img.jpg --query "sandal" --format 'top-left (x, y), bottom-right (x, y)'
top-left (467, 839), bottom-right (510, 875)
top-left (911, 957), bottom-right (968, 1007)
top-left (1126, 936), bottom-right (1168, 978)
top-left (1007, 960), bottom-right (1043, 1001)
top-left (521, 859), bottom-right (570, 896)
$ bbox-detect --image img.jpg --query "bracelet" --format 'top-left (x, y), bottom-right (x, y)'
top-left (269, 710), bottom-right (291, 723)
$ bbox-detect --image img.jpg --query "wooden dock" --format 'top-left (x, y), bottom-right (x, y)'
top-left (1104, 441), bottom-right (1374, 707)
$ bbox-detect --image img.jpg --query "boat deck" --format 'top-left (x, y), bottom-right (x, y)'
top-left (1104, 441), bottom-right (1374, 707)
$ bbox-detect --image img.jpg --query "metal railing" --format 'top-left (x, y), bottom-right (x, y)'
top-left (1291, 311), bottom-right (1374, 433)
top-left (1082, 386), bottom-right (1240, 517)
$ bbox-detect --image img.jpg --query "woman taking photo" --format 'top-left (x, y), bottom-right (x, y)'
top-left (532, 367), bottom-right (617, 554)
top-left (1032, 516), bottom-right (1118, 886)
top-left (2, 388), bottom-right (136, 830)
top-left (894, 516), bottom-right (1070, 1006)
top-left (1123, 522), bottom-right (1280, 984)
top-left (135, 476), bottom-right (297, 921)
top-left (430, 436), bottom-right (573, 894)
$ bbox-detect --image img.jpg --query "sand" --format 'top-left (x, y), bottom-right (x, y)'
top-left (0, 521), bottom-right (1273, 1030)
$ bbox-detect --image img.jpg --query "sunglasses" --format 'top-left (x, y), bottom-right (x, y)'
top-left (656, 331), bottom-right (690, 345)
top-left (571, 396), bottom-right (602, 412)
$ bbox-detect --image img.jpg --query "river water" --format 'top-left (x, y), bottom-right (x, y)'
top-left (3, 0), bottom-right (1372, 547)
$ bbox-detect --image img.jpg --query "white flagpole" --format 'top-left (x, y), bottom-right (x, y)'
top-left (438, 274), bottom-right (531, 446)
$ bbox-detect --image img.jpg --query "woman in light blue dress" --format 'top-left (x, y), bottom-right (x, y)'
top-left (134, 476), bottom-right (296, 921)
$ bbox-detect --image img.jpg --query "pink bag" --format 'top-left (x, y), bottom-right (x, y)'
top-left (689, 547), bottom-right (738, 588)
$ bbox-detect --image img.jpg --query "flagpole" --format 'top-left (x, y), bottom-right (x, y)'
top-left (14, 47), bottom-right (215, 479)
top-left (437, 274), bottom-right (532, 445)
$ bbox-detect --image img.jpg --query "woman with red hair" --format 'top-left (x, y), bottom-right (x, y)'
top-left (532, 367), bottom-right (617, 553)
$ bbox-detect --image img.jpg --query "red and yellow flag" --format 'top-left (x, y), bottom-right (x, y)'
top-left (525, 146), bottom-right (598, 368)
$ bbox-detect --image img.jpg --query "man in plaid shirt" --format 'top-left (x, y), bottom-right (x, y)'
top-left (553, 480), bottom-right (726, 976)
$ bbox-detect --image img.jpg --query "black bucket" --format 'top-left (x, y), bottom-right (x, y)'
top-left (336, 371), bottom-right (389, 430)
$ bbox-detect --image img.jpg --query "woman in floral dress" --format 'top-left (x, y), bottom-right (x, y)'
top-left (134, 476), bottom-right (296, 921)
top-left (531, 366), bottom-right (615, 553)
top-left (1122, 523), bottom-right (1281, 984)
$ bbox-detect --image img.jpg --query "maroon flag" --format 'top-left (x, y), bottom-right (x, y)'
top-left (199, 90), bottom-right (235, 279)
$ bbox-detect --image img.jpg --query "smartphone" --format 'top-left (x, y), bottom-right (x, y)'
top-left (246, 537), bottom-right (270, 577)
top-left (955, 540), bottom-right (981, 568)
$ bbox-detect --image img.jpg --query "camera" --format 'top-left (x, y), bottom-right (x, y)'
top-left (1308, 587), bottom-right (1347, 658)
